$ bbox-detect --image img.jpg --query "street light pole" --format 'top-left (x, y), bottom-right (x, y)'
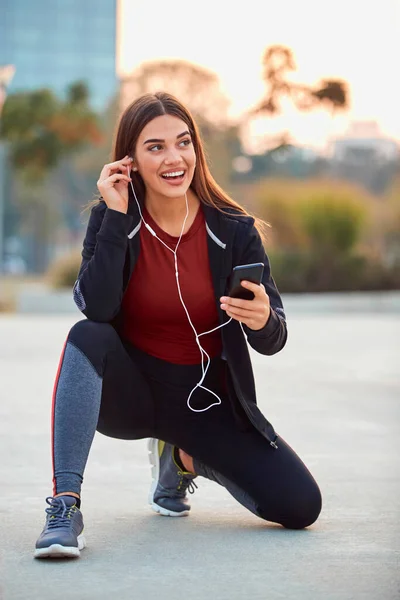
top-left (0, 65), bottom-right (16, 274)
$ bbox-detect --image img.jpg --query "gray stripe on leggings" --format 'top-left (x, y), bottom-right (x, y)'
top-left (53, 341), bottom-right (102, 495)
top-left (193, 458), bottom-right (260, 517)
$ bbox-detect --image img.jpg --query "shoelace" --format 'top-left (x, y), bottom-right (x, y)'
top-left (45, 496), bottom-right (77, 529)
top-left (177, 472), bottom-right (199, 495)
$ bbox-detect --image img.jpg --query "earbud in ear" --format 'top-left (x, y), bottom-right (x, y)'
top-left (127, 156), bottom-right (137, 171)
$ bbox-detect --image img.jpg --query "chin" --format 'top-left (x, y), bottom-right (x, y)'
top-left (156, 179), bottom-right (193, 199)
top-left (163, 186), bottom-right (191, 198)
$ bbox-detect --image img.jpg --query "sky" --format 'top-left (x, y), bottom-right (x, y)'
top-left (117, 0), bottom-right (400, 150)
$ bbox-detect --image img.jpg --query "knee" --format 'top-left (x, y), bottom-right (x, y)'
top-left (68, 319), bottom-right (116, 346)
top-left (282, 482), bottom-right (322, 530)
top-left (67, 319), bottom-right (119, 374)
top-left (257, 480), bottom-right (322, 530)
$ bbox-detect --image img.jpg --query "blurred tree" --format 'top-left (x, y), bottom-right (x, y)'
top-left (0, 81), bottom-right (103, 184)
top-left (0, 81), bottom-right (103, 271)
top-left (254, 45), bottom-right (348, 117)
top-left (253, 178), bottom-right (378, 291)
top-left (55, 94), bottom-right (121, 233)
top-left (381, 172), bottom-right (400, 266)
top-left (121, 59), bottom-right (229, 125)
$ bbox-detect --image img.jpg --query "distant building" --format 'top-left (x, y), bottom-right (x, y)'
top-left (329, 121), bottom-right (399, 195)
top-left (0, 0), bottom-right (118, 110)
top-left (330, 121), bottom-right (399, 162)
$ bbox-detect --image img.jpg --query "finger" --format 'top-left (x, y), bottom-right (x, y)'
top-left (107, 156), bottom-right (132, 168)
top-left (98, 174), bottom-right (131, 187)
top-left (241, 280), bottom-right (269, 300)
top-left (225, 310), bottom-right (252, 327)
top-left (225, 308), bottom-right (264, 329)
top-left (105, 174), bottom-right (132, 184)
top-left (220, 295), bottom-right (258, 309)
top-left (240, 280), bottom-right (263, 294)
top-left (222, 305), bottom-right (255, 318)
top-left (99, 157), bottom-right (133, 180)
top-left (99, 164), bottom-right (131, 182)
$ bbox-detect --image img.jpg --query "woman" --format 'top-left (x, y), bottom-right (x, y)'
top-left (34, 92), bottom-right (322, 559)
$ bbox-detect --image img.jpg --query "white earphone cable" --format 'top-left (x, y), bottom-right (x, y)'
top-left (129, 178), bottom-right (233, 412)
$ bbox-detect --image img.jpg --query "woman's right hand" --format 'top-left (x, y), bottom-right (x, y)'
top-left (97, 156), bottom-right (133, 214)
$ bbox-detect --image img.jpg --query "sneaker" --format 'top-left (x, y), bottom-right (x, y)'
top-left (34, 495), bottom-right (85, 559)
top-left (148, 438), bottom-right (198, 517)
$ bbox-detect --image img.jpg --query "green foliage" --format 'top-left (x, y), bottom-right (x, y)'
top-left (253, 180), bottom-right (307, 249)
top-left (46, 250), bottom-right (82, 289)
top-left (0, 81), bottom-right (103, 184)
top-left (253, 178), bottom-right (400, 292)
top-left (255, 178), bottom-right (369, 250)
top-left (297, 190), bottom-right (367, 255)
top-left (381, 176), bottom-right (400, 265)
top-left (269, 250), bottom-right (400, 293)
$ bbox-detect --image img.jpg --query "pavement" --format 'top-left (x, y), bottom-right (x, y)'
top-left (0, 311), bottom-right (399, 600)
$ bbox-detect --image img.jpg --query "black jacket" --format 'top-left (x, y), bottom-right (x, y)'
top-left (73, 197), bottom-right (288, 447)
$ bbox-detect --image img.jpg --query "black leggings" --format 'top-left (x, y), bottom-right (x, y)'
top-left (52, 319), bottom-right (322, 529)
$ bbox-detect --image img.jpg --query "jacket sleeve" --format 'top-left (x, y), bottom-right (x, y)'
top-left (237, 221), bottom-right (288, 356)
top-left (72, 201), bottom-right (134, 322)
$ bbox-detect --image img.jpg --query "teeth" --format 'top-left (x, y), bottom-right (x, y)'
top-left (161, 171), bottom-right (184, 178)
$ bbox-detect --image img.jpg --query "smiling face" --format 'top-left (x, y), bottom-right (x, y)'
top-left (133, 114), bottom-right (197, 201)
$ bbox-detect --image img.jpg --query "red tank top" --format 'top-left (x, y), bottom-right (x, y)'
top-left (120, 204), bottom-right (222, 364)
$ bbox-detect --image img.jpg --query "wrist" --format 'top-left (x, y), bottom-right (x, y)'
top-left (249, 309), bottom-right (271, 332)
top-left (248, 309), bottom-right (271, 331)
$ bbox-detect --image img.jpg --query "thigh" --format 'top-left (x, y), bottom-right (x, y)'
top-left (98, 342), bottom-right (156, 440)
top-left (68, 319), bottom-right (155, 440)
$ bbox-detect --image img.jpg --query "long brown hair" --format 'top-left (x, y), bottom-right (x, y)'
top-left (86, 92), bottom-right (268, 241)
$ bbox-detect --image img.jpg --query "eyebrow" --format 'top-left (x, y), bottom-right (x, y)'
top-left (143, 130), bottom-right (190, 145)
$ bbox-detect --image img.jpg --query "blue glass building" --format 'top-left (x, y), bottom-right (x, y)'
top-left (0, 0), bottom-right (117, 110)
top-left (0, 0), bottom-right (118, 272)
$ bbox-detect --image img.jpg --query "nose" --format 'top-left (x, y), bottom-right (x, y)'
top-left (164, 146), bottom-right (181, 164)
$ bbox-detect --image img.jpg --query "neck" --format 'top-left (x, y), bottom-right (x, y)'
top-left (145, 189), bottom-right (199, 225)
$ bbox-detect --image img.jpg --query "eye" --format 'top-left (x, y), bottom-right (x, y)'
top-left (148, 144), bottom-right (162, 152)
top-left (179, 138), bottom-right (192, 147)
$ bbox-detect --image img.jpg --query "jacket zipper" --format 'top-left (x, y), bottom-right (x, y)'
top-left (227, 363), bottom-right (278, 449)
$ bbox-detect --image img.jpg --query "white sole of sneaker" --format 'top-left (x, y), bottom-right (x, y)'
top-left (150, 502), bottom-right (190, 517)
top-left (34, 534), bottom-right (86, 559)
top-left (147, 438), bottom-right (190, 518)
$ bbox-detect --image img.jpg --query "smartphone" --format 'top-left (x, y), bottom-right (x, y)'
top-left (228, 262), bottom-right (264, 300)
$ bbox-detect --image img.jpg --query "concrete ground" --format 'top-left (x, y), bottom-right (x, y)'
top-left (0, 312), bottom-right (399, 600)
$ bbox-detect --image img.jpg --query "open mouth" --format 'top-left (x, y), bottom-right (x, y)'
top-left (160, 170), bottom-right (186, 183)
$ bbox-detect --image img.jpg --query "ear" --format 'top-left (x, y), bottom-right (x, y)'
top-left (128, 156), bottom-right (138, 171)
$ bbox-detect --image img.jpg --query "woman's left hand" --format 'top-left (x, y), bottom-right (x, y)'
top-left (220, 281), bottom-right (271, 331)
